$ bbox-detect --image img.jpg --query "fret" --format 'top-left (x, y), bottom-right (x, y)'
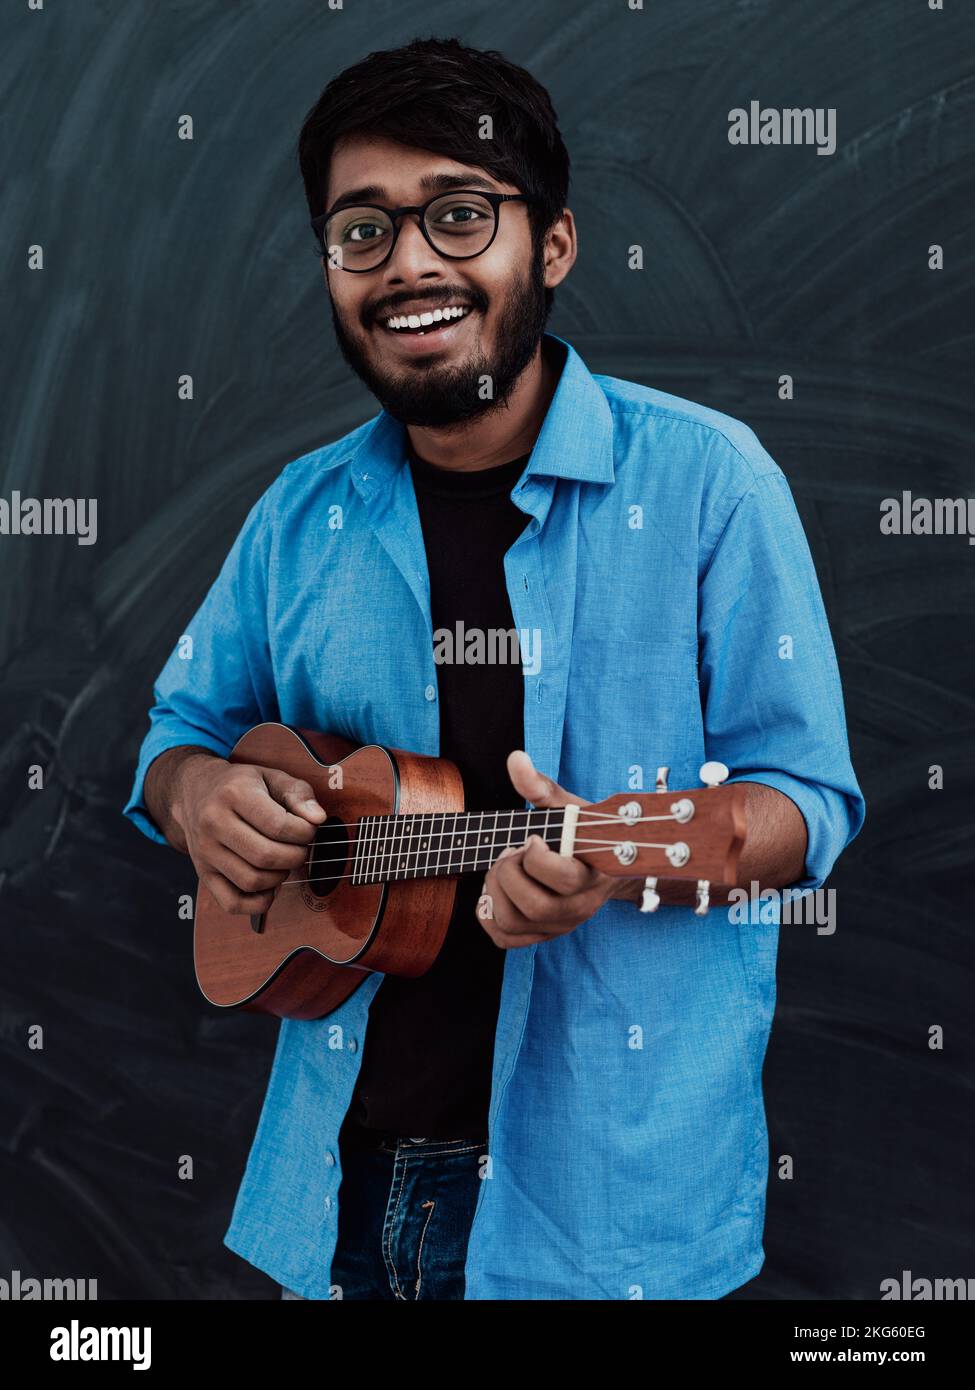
top-left (475, 809), bottom-right (489, 875)
top-left (371, 814), bottom-right (382, 884)
top-left (431, 810), bottom-right (442, 879)
top-left (432, 813), bottom-right (443, 879)
top-left (450, 811), bottom-right (461, 876)
top-left (450, 812), bottom-right (460, 876)
top-left (481, 810), bottom-right (494, 867)
top-left (428, 812), bottom-right (439, 879)
top-left (408, 812), bottom-right (422, 880)
top-left (366, 814), bottom-right (378, 885)
top-left (461, 810), bottom-right (473, 877)
top-left (472, 809), bottom-right (485, 875)
top-left (394, 813), bottom-right (409, 881)
top-left (407, 812), bottom-right (418, 881)
top-left (408, 812), bottom-right (420, 881)
top-left (419, 812), bottom-right (429, 879)
top-left (354, 815), bottom-right (366, 885)
top-left (412, 813), bottom-right (423, 879)
top-left (375, 811), bottom-right (386, 884)
top-left (389, 814), bottom-right (401, 881)
top-left (351, 817), bottom-right (362, 885)
top-left (387, 815), bottom-right (397, 881)
top-left (389, 813), bottom-right (402, 882)
top-left (361, 814), bottom-right (372, 884)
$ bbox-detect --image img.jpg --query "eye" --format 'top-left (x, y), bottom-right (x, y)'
top-left (345, 220), bottom-right (386, 243)
top-left (433, 203), bottom-right (487, 225)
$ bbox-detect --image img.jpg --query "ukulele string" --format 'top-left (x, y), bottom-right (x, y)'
top-left (276, 837), bottom-right (686, 889)
top-left (291, 807), bottom-right (692, 876)
top-left (298, 806), bottom-right (689, 867)
top-left (270, 806), bottom-right (686, 839)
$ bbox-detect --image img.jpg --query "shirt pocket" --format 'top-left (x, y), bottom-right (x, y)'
top-left (564, 632), bottom-right (705, 794)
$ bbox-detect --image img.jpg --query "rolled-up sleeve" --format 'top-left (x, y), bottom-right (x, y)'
top-left (697, 467), bottom-right (865, 891)
top-left (122, 483), bottom-right (279, 845)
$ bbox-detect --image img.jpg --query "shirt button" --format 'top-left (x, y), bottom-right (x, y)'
top-left (324, 1151), bottom-right (335, 1166)
top-left (348, 1038), bottom-right (358, 1053)
top-left (424, 684), bottom-right (436, 701)
top-left (323, 1195), bottom-right (333, 1212)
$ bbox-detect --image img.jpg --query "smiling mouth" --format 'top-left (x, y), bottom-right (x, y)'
top-left (378, 305), bottom-right (475, 337)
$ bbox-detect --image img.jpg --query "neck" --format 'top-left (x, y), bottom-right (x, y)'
top-left (350, 805), bottom-right (567, 885)
top-left (405, 338), bottom-right (560, 472)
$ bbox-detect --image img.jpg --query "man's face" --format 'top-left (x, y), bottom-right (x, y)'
top-left (321, 133), bottom-right (550, 427)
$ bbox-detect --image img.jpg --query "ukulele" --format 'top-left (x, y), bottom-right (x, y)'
top-left (193, 724), bottom-right (747, 1021)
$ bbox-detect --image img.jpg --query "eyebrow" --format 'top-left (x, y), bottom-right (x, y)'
top-left (325, 171), bottom-right (499, 215)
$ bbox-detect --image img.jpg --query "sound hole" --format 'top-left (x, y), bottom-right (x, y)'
top-left (305, 816), bottom-right (348, 899)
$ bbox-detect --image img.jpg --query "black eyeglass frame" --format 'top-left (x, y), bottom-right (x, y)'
top-left (311, 190), bottom-right (538, 272)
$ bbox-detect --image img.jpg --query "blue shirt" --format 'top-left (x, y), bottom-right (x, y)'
top-left (123, 333), bottom-right (864, 1299)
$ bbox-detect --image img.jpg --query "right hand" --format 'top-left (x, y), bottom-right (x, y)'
top-left (174, 757), bottom-right (327, 915)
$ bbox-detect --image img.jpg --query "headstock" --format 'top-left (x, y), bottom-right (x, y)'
top-left (567, 762), bottom-right (746, 916)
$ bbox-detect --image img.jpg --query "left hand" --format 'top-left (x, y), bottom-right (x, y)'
top-left (475, 750), bottom-right (625, 949)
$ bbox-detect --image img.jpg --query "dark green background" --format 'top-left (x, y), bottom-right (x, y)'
top-left (2, 0), bottom-right (972, 1299)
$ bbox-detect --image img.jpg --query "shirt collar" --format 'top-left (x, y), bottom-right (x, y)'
top-left (348, 332), bottom-right (616, 498)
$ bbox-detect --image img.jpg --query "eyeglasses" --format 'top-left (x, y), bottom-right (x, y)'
top-left (311, 189), bottom-right (537, 273)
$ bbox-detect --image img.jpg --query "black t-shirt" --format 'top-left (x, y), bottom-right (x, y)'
top-left (342, 441), bottom-right (530, 1141)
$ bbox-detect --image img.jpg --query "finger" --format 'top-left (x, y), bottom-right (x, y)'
top-left (519, 834), bottom-right (603, 895)
top-left (202, 868), bottom-right (279, 916)
top-left (261, 768), bottom-right (328, 828)
top-left (495, 852), bottom-right (573, 925)
top-left (483, 873), bottom-right (557, 941)
top-left (232, 772), bottom-right (322, 843)
top-left (506, 750), bottom-right (588, 809)
top-left (208, 841), bottom-right (296, 896)
top-left (220, 812), bottom-right (312, 873)
top-left (497, 842), bottom-right (606, 926)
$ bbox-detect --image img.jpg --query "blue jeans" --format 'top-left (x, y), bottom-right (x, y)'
top-left (279, 1132), bottom-right (486, 1301)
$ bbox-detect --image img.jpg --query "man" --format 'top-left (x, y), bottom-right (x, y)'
top-left (123, 37), bottom-right (864, 1300)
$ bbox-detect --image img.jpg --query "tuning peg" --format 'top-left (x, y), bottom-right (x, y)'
top-left (694, 880), bottom-right (710, 915)
top-left (640, 876), bottom-right (660, 913)
top-left (655, 766), bottom-right (670, 793)
top-left (699, 760), bottom-right (729, 788)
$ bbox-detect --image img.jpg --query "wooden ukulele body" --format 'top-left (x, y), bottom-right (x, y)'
top-left (193, 725), bottom-right (463, 1021)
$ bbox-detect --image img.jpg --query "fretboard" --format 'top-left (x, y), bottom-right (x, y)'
top-left (350, 807), bottom-right (567, 885)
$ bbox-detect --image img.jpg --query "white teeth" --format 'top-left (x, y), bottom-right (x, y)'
top-left (384, 305), bottom-right (471, 331)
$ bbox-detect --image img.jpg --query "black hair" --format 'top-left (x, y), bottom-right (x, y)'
top-left (296, 35), bottom-right (570, 297)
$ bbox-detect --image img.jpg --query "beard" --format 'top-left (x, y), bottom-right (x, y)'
top-left (327, 245), bottom-right (550, 428)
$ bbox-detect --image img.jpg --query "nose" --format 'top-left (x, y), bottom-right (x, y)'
top-left (381, 211), bottom-right (447, 284)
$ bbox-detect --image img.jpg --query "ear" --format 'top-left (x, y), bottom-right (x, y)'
top-left (543, 208), bottom-right (577, 289)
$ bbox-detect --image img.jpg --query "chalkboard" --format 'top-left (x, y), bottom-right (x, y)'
top-left (1, 0), bottom-right (972, 1302)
